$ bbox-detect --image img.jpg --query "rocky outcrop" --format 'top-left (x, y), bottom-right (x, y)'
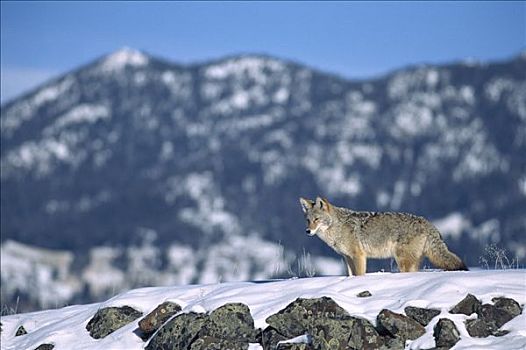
top-left (146, 312), bottom-right (206, 350)
top-left (200, 303), bottom-right (257, 343)
top-left (86, 306), bottom-right (142, 339)
top-left (264, 298), bottom-right (415, 350)
top-left (276, 344), bottom-right (313, 350)
top-left (265, 297), bottom-right (351, 338)
top-left (146, 303), bottom-right (257, 350)
top-left (449, 293), bottom-right (482, 315)
top-left (347, 317), bottom-right (389, 350)
top-left (376, 309), bottom-right (426, 342)
top-left (137, 301), bottom-right (181, 340)
top-left (464, 296), bottom-right (522, 338)
top-left (433, 318), bottom-right (460, 349)
top-left (264, 297), bottom-right (358, 350)
top-left (76, 294), bottom-right (521, 349)
top-left (404, 306), bottom-right (441, 326)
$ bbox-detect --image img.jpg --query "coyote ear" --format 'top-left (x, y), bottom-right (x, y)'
top-left (316, 196), bottom-right (330, 211)
top-left (299, 197), bottom-right (314, 213)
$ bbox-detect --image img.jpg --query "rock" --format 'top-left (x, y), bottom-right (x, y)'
top-left (492, 329), bottom-right (510, 337)
top-left (382, 337), bottom-right (405, 350)
top-left (34, 345), bottom-right (54, 350)
top-left (147, 303), bottom-right (257, 350)
top-left (138, 301), bottom-right (181, 339)
top-left (357, 291), bottom-right (372, 297)
top-left (449, 294), bottom-right (481, 316)
top-left (465, 297), bottom-right (523, 338)
top-left (477, 304), bottom-right (514, 328)
top-left (376, 309), bottom-right (426, 341)
top-left (310, 318), bottom-right (353, 350)
top-left (276, 344), bottom-right (314, 350)
top-left (146, 312), bottom-right (206, 350)
top-left (433, 318), bottom-right (460, 349)
top-left (404, 306), bottom-right (441, 326)
top-left (492, 297), bottom-right (522, 318)
top-left (15, 325), bottom-right (27, 336)
top-left (260, 327), bottom-right (288, 350)
top-left (198, 303), bottom-right (257, 342)
top-left (265, 297), bottom-right (351, 339)
top-left (86, 306), bottom-right (142, 339)
top-left (189, 336), bottom-right (249, 350)
top-left (465, 318), bottom-right (495, 338)
top-left (347, 317), bottom-right (389, 350)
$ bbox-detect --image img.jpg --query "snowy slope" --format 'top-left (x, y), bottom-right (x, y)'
top-left (1, 270), bottom-right (525, 350)
top-left (1, 48), bottom-right (525, 312)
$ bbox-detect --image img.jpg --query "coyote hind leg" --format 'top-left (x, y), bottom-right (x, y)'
top-left (394, 250), bottom-right (422, 272)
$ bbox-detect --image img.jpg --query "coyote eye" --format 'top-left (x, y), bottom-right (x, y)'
top-left (313, 218), bottom-right (319, 222)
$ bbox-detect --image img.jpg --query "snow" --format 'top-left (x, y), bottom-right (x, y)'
top-left (44, 104), bottom-right (110, 135)
top-left (99, 47), bottom-right (149, 72)
top-left (161, 70), bottom-right (192, 98)
top-left (1, 270), bottom-right (525, 350)
top-left (204, 57), bottom-right (285, 81)
top-left (519, 176), bottom-right (526, 196)
top-left (31, 77), bottom-right (74, 107)
top-left (434, 213), bottom-right (470, 239)
top-left (1, 77), bottom-right (74, 135)
top-left (485, 78), bottom-right (516, 102)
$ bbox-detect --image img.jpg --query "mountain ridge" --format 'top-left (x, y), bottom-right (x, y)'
top-left (3, 48), bottom-right (525, 108)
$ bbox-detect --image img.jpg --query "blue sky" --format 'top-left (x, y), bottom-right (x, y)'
top-left (1, 1), bottom-right (525, 103)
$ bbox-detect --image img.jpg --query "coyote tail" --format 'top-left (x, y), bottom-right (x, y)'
top-left (425, 225), bottom-right (468, 271)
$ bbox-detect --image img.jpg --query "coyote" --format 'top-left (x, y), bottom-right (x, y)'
top-left (300, 197), bottom-right (468, 276)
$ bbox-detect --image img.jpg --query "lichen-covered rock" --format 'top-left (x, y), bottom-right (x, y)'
top-left (492, 329), bottom-right (511, 337)
top-left (449, 294), bottom-right (481, 316)
top-left (189, 336), bottom-right (249, 350)
top-left (347, 317), bottom-right (389, 350)
top-left (34, 344), bottom-right (54, 350)
top-left (433, 318), bottom-right (460, 349)
top-left (404, 306), bottom-right (441, 326)
top-left (15, 325), bottom-right (27, 336)
top-left (465, 297), bottom-right (522, 338)
top-left (276, 344), bottom-right (314, 350)
top-left (376, 309), bottom-right (425, 341)
top-left (491, 297), bottom-right (522, 318)
top-left (310, 318), bottom-right (354, 350)
top-left (199, 303), bottom-right (257, 342)
top-left (138, 301), bottom-right (181, 339)
top-left (146, 312), bottom-right (206, 350)
top-left (260, 327), bottom-right (289, 350)
top-left (477, 304), bottom-right (515, 328)
top-left (265, 297), bottom-right (351, 339)
top-left (465, 318), bottom-right (496, 338)
top-left (383, 337), bottom-right (405, 350)
top-left (86, 306), bottom-right (142, 339)
top-left (147, 303), bottom-right (256, 350)
top-left (357, 290), bottom-right (372, 298)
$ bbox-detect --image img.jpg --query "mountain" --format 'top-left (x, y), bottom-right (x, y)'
top-left (1, 48), bottom-right (525, 311)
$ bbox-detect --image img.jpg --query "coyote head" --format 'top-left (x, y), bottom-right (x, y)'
top-left (299, 197), bottom-right (333, 236)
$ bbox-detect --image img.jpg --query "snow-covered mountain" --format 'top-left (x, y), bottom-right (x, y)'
top-left (1, 48), bottom-right (525, 311)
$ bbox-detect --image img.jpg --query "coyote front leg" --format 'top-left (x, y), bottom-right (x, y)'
top-left (345, 254), bottom-right (366, 276)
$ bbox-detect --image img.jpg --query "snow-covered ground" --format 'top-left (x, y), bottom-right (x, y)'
top-left (1, 270), bottom-right (525, 350)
